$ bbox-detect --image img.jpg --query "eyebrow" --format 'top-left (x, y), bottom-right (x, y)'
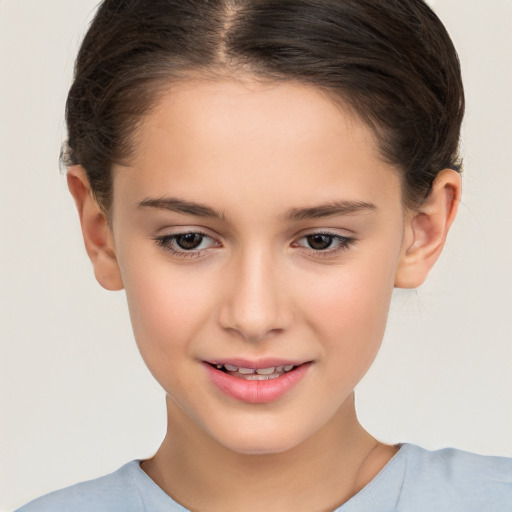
top-left (284, 200), bottom-right (377, 221)
top-left (138, 197), bottom-right (376, 221)
top-left (139, 197), bottom-right (226, 220)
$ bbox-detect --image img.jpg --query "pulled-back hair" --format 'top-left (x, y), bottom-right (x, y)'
top-left (64, 0), bottom-right (464, 212)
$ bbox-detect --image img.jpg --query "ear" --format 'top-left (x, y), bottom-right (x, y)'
top-left (67, 166), bottom-right (124, 291)
top-left (395, 169), bottom-right (461, 289)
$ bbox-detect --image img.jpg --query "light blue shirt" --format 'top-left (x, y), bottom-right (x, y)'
top-left (15, 443), bottom-right (512, 511)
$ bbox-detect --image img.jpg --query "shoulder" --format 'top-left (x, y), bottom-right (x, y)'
top-left (14, 461), bottom-right (144, 512)
top-left (398, 443), bottom-right (512, 511)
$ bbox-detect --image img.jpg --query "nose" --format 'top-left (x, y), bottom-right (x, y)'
top-left (217, 246), bottom-right (292, 343)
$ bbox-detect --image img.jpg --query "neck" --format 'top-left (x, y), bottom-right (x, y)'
top-left (141, 393), bottom-right (396, 512)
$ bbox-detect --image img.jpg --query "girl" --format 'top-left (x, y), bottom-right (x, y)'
top-left (11, 0), bottom-right (512, 510)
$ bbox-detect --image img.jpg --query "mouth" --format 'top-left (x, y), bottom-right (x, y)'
top-left (203, 360), bottom-right (312, 403)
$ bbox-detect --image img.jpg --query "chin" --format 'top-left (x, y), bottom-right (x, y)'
top-left (223, 436), bottom-right (301, 456)
top-left (208, 420), bottom-right (313, 456)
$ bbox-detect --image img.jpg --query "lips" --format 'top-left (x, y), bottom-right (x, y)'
top-left (203, 360), bottom-right (311, 404)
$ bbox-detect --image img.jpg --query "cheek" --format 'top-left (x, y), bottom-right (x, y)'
top-left (300, 251), bottom-right (397, 370)
top-left (122, 259), bottom-right (213, 362)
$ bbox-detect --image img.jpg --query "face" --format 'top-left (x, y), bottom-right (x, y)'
top-left (110, 77), bottom-right (406, 454)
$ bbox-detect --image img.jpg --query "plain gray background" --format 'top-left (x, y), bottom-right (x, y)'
top-left (1, 0), bottom-right (511, 509)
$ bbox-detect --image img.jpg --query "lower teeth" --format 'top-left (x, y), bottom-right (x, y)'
top-left (228, 372), bottom-right (282, 380)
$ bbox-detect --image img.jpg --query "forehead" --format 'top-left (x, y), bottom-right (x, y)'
top-left (135, 76), bottom-right (380, 165)
top-left (113, 77), bottom-right (402, 217)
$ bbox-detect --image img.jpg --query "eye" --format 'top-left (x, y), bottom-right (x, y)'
top-left (153, 230), bottom-right (355, 260)
top-left (294, 232), bottom-right (356, 256)
top-left (153, 231), bottom-right (219, 258)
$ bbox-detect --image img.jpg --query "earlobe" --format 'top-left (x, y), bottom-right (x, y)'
top-left (395, 169), bottom-right (461, 289)
top-left (67, 166), bottom-right (124, 291)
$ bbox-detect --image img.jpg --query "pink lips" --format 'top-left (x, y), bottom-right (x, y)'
top-left (203, 360), bottom-right (311, 404)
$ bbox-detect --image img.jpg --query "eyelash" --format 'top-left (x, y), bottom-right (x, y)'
top-left (153, 231), bottom-right (356, 260)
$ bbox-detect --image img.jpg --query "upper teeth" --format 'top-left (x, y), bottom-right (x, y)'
top-left (216, 364), bottom-right (295, 374)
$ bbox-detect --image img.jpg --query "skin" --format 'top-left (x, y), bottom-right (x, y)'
top-left (68, 76), bottom-right (461, 511)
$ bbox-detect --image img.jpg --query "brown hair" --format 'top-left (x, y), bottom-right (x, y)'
top-left (63, 0), bottom-right (464, 212)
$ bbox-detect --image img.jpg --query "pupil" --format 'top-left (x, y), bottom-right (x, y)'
top-left (307, 234), bottom-right (333, 250)
top-left (177, 233), bottom-right (203, 250)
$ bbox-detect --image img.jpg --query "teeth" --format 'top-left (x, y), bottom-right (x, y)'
top-left (215, 363), bottom-right (297, 374)
top-left (238, 367), bottom-right (256, 374)
top-left (243, 374), bottom-right (280, 380)
top-left (255, 367), bottom-right (275, 375)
